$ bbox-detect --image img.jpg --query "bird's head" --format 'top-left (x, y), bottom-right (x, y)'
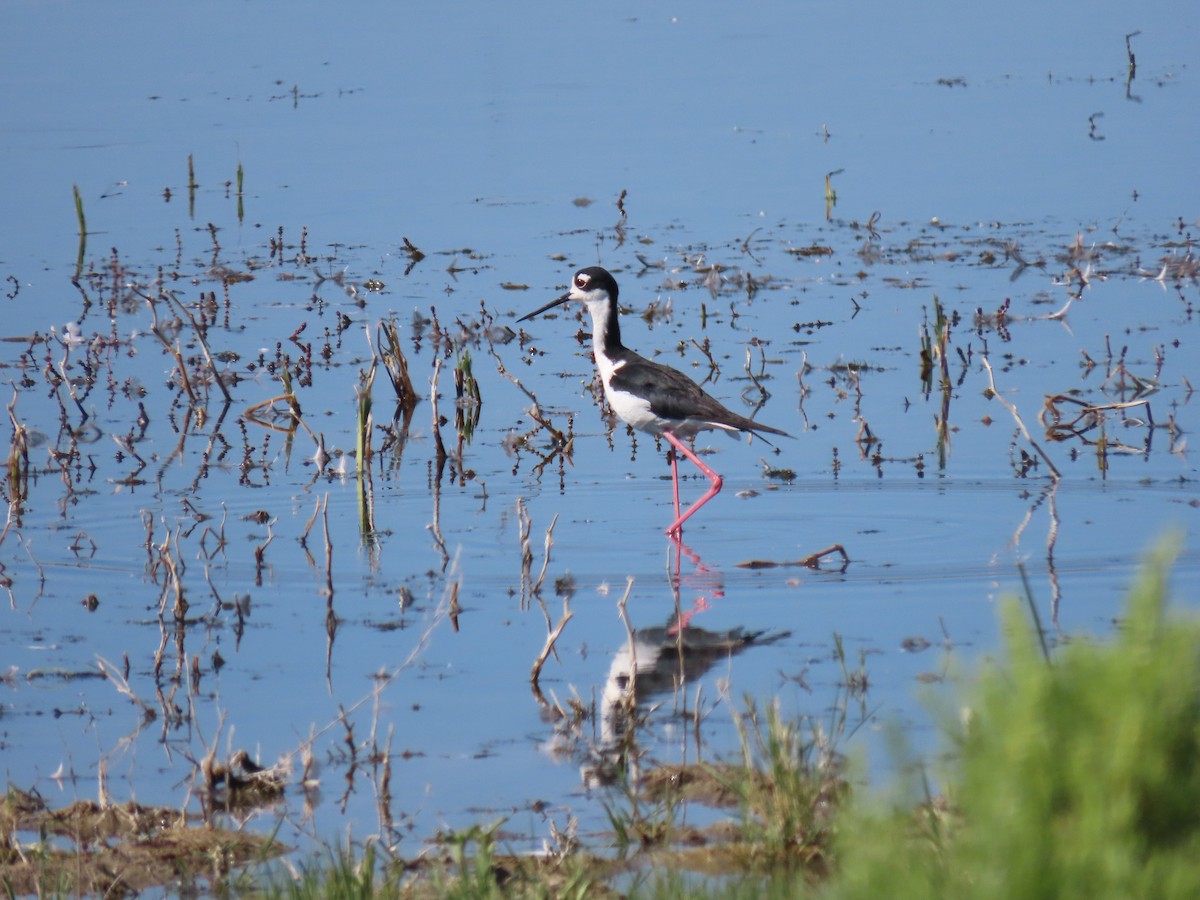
top-left (517, 266), bottom-right (618, 323)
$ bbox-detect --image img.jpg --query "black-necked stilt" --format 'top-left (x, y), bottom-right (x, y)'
top-left (518, 266), bottom-right (789, 536)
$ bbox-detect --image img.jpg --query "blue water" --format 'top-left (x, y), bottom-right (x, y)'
top-left (1, 0), bottom-right (1198, 869)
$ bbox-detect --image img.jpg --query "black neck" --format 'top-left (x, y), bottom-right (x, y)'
top-left (593, 296), bottom-right (624, 355)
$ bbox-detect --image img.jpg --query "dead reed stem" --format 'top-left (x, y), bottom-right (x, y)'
top-left (531, 591), bottom-right (573, 689)
top-left (531, 513), bottom-right (558, 596)
top-left (431, 356), bottom-right (447, 465)
top-left (982, 356), bottom-right (1061, 480)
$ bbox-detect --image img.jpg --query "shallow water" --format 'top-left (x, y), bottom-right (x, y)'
top-left (2, 0), bottom-right (1198, 872)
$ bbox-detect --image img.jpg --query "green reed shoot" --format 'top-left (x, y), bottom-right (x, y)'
top-left (188, 154), bottom-right (197, 218)
top-left (356, 359), bottom-right (378, 540)
top-left (72, 184), bottom-right (87, 236)
top-left (73, 185), bottom-right (88, 280)
top-left (454, 350), bottom-right (481, 444)
top-left (236, 163), bottom-right (244, 222)
top-left (728, 695), bottom-right (846, 866)
top-left (356, 360), bottom-right (376, 475)
top-left (918, 294), bottom-right (949, 396)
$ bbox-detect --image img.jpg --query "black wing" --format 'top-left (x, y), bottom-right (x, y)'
top-left (609, 353), bottom-right (789, 438)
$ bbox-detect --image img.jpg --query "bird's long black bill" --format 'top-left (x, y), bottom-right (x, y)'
top-left (516, 291), bottom-right (571, 323)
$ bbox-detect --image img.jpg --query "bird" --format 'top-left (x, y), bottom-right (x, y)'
top-left (517, 265), bottom-right (789, 536)
top-left (599, 618), bottom-right (789, 746)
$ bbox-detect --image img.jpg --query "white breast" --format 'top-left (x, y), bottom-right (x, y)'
top-left (596, 357), bottom-right (663, 434)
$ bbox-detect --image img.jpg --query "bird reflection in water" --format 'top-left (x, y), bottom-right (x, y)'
top-left (584, 534), bottom-right (789, 788)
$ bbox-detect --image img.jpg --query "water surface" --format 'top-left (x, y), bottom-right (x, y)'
top-left (1, 0), bottom-right (1198, 871)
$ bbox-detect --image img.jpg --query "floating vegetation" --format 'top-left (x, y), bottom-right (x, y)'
top-left (785, 243), bottom-right (835, 258)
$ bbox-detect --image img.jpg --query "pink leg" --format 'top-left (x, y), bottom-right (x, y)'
top-left (662, 431), bottom-right (723, 536)
top-left (669, 448), bottom-right (682, 521)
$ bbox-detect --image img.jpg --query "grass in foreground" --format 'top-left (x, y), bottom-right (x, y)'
top-left (821, 535), bottom-right (1200, 900)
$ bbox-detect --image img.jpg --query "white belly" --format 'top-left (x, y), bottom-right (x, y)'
top-left (606, 385), bottom-right (664, 433)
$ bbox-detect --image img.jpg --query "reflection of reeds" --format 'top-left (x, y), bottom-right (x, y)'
top-left (187, 154), bottom-right (197, 218)
top-left (918, 295), bottom-right (949, 395)
top-left (833, 632), bottom-right (869, 697)
top-left (235, 162), bottom-right (244, 223)
top-left (6, 389), bottom-right (28, 507)
top-left (517, 498), bottom-right (533, 608)
top-left (454, 350), bottom-right (481, 444)
top-left (919, 296), bottom-right (954, 467)
top-left (72, 184), bottom-right (87, 236)
top-left (146, 520), bottom-right (189, 633)
top-left (138, 287), bottom-right (233, 407)
top-left (431, 357), bottom-right (447, 469)
top-left (529, 515), bottom-right (565, 693)
top-left (356, 360), bottom-right (375, 475)
top-left (73, 184), bottom-right (87, 280)
top-left (376, 320), bottom-right (418, 417)
top-left (401, 236), bottom-right (425, 275)
top-left (491, 347), bottom-right (573, 476)
top-left (1041, 393), bottom-right (1153, 475)
top-left (370, 321), bottom-right (419, 472)
top-left (356, 359), bottom-right (377, 539)
top-left (244, 368), bottom-right (302, 433)
top-left (982, 356), bottom-right (1061, 480)
top-left (244, 367), bottom-right (338, 477)
top-left (824, 168), bottom-right (840, 220)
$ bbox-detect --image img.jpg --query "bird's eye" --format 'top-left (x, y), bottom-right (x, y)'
top-left (575, 274), bottom-right (589, 288)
